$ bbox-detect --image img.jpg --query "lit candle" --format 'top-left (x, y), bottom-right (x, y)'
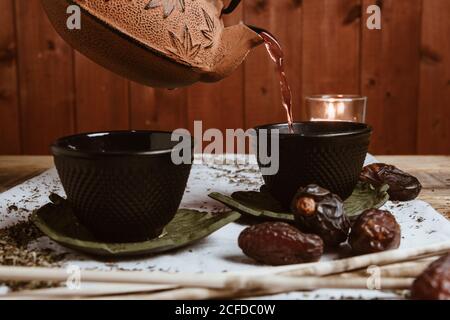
top-left (321, 101), bottom-right (347, 120)
top-left (306, 95), bottom-right (367, 123)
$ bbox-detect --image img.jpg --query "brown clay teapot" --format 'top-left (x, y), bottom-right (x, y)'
top-left (42, 0), bottom-right (263, 88)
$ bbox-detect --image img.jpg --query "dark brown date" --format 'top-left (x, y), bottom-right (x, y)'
top-left (360, 163), bottom-right (422, 201)
top-left (411, 254), bottom-right (450, 300)
top-left (349, 209), bottom-right (401, 255)
top-left (291, 185), bottom-right (350, 247)
top-left (238, 222), bottom-right (324, 266)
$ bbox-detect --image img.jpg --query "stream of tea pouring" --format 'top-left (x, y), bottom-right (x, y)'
top-left (250, 26), bottom-right (294, 133)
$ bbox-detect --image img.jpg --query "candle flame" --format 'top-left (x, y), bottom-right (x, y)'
top-left (325, 102), bottom-right (337, 119)
top-left (324, 102), bottom-right (346, 120)
top-left (337, 102), bottom-right (345, 115)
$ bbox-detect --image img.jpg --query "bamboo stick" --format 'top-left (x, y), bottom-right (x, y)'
top-left (273, 241), bottom-right (450, 277)
top-left (91, 277), bottom-right (414, 300)
top-left (0, 265), bottom-right (420, 293)
top-left (0, 241), bottom-right (446, 299)
top-left (2, 259), bottom-right (425, 299)
top-left (2, 267), bottom-right (405, 292)
top-left (3, 258), bottom-right (427, 299)
top-left (0, 265), bottom-right (415, 300)
top-left (364, 258), bottom-right (436, 278)
top-left (0, 295), bottom-right (60, 301)
top-left (6, 283), bottom-right (178, 298)
top-left (5, 258), bottom-right (428, 300)
top-left (92, 288), bottom-right (258, 301)
top-left (333, 257), bottom-right (438, 279)
top-left (0, 267), bottom-right (235, 289)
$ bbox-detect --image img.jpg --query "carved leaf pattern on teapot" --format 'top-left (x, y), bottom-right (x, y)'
top-left (144, 0), bottom-right (218, 65)
top-left (145, 0), bottom-right (186, 18)
top-left (201, 9), bottom-right (215, 49)
top-left (167, 25), bottom-right (202, 62)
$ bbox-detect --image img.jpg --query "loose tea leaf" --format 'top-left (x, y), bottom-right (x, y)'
top-left (0, 220), bottom-right (65, 291)
top-left (209, 182), bottom-right (389, 222)
top-left (31, 196), bottom-right (241, 257)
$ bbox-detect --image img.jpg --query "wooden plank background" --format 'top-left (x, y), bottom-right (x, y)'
top-left (0, 0), bottom-right (449, 155)
top-left (14, 0), bottom-right (76, 154)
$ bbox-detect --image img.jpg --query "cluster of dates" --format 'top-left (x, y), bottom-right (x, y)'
top-left (238, 163), bottom-right (419, 266)
top-left (238, 164), bottom-right (450, 299)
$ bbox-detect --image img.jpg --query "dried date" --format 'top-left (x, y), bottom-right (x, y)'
top-left (291, 185), bottom-right (350, 247)
top-left (238, 222), bottom-right (324, 266)
top-left (360, 163), bottom-right (422, 201)
top-left (349, 209), bottom-right (401, 255)
top-left (411, 254), bottom-right (450, 300)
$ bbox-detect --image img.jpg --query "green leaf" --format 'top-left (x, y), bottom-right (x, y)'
top-left (344, 182), bottom-right (390, 219)
top-left (209, 182), bottom-right (389, 223)
top-left (31, 197), bottom-right (240, 257)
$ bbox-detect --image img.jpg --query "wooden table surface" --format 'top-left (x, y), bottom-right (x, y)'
top-left (0, 156), bottom-right (449, 219)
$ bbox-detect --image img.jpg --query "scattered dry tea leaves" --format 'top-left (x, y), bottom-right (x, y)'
top-left (0, 220), bottom-right (67, 291)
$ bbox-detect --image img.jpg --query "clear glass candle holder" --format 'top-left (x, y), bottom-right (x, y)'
top-left (305, 95), bottom-right (367, 123)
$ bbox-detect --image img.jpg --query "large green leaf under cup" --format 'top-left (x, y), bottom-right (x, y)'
top-left (209, 182), bottom-right (389, 223)
top-left (31, 196), bottom-right (241, 257)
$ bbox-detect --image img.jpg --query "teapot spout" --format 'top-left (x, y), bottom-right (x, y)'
top-left (201, 23), bottom-right (263, 82)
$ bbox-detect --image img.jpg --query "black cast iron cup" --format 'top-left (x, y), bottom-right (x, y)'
top-left (254, 122), bottom-right (372, 209)
top-left (51, 131), bottom-right (193, 243)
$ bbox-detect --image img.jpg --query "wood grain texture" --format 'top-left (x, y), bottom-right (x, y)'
top-left (0, 156), bottom-right (53, 193)
top-left (361, 0), bottom-right (422, 155)
top-left (417, 0), bottom-right (450, 154)
top-left (0, 1), bottom-right (449, 155)
top-left (244, 0), bottom-right (303, 127)
top-left (0, 0), bottom-right (21, 154)
top-left (302, 0), bottom-right (361, 97)
top-left (129, 83), bottom-right (187, 132)
top-left (75, 53), bottom-right (129, 132)
top-left (187, 6), bottom-right (245, 134)
top-left (14, 0), bottom-right (75, 154)
top-left (377, 156), bottom-right (450, 219)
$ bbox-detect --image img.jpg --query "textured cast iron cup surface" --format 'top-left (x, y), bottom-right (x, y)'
top-left (255, 122), bottom-right (372, 209)
top-left (51, 131), bottom-right (193, 243)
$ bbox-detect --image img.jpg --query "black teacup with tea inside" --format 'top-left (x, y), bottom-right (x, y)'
top-left (51, 131), bottom-right (193, 243)
top-left (254, 122), bottom-right (372, 209)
